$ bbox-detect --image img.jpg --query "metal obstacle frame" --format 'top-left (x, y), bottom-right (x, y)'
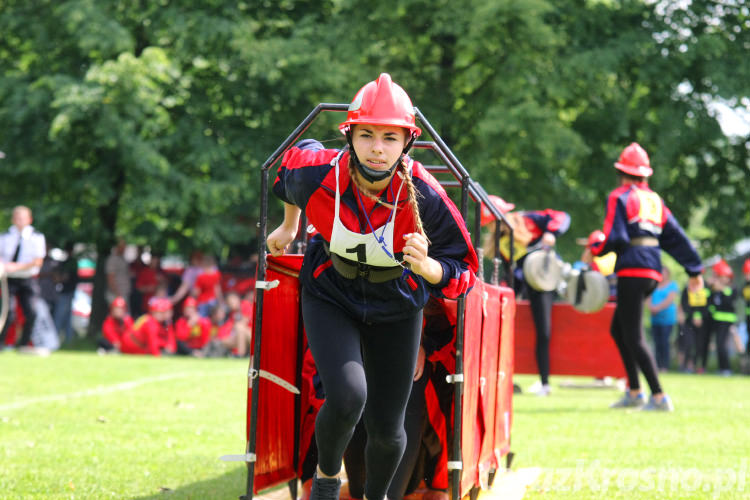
top-left (245, 103), bottom-right (516, 500)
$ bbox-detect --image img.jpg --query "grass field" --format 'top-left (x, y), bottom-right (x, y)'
top-left (1, 351), bottom-right (749, 499)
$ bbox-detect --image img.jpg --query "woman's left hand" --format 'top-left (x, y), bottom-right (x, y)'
top-left (403, 233), bottom-right (443, 285)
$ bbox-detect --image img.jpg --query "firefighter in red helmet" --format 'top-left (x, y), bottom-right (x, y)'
top-left (267, 73), bottom-right (477, 500)
top-left (707, 259), bottom-right (741, 375)
top-left (586, 142), bottom-right (703, 411)
top-left (481, 194), bottom-right (570, 396)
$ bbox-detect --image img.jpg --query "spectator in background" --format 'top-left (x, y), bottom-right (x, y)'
top-left (53, 242), bottom-right (79, 344)
top-left (742, 258), bottom-right (750, 358)
top-left (677, 279), bottom-right (710, 373)
top-left (647, 266), bottom-right (680, 372)
top-left (128, 245), bottom-right (148, 317)
top-left (174, 297), bottom-right (211, 355)
top-left (122, 297), bottom-right (174, 356)
top-left (105, 239), bottom-right (131, 311)
top-left (135, 253), bottom-right (166, 315)
top-left (708, 259), bottom-right (740, 376)
top-left (169, 250), bottom-right (203, 306)
top-left (0, 205), bottom-right (46, 349)
top-left (194, 254), bottom-right (224, 318)
top-left (37, 243), bottom-right (59, 316)
top-left (200, 297), bottom-right (252, 358)
top-left (98, 296), bottom-right (132, 354)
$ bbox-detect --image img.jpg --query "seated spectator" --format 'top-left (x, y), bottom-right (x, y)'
top-left (122, 297), bottom-right (174, 356)
top-left (194, 254), bottom-right (224, 318)
top-left (174, 297), bottom-right (211, 355)
top-left (201, 299), bottom-right (252, 358)
top-left (97, 296), bottom-right (133, 354)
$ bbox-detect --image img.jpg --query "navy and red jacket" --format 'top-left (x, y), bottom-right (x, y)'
top-left (273, 139), bottom-right (478, 323)
top-left (591, 182), bottom-right (702, 280)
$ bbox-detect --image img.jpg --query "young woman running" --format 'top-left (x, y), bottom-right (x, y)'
top-left (267, 73), bottom-right (477, 499)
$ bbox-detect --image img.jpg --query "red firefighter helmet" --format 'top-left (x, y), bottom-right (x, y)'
top-left (480, 195), bottom-right (516, 226)
top-left (149, 297), bottom-right (173, 312)
top-left (587, 230), bottom-right (606, 248)
top-left (110, 296), bottom-right (127, 310)
top-left (339, 73), bottom-right (421, 138)
top-left (743, 258), bottom-right (750, 275)
top-left (614, 142), bottom-right (653, 177)
top-left (712, 259), bottom-right (733, 279)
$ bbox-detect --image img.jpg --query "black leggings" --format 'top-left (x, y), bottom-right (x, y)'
top-left (0, 278), bottom-right (37, 346)
top-left (528, 287), bottom-right (555, 385)
top-left (344, 363), bottom-right (429, 500)
top-left (713, 322), bottom-right (732, 372)
top-left (302, 290), bottom-right (422, 500)
top-left (611, 277), bottom-right (662, 395)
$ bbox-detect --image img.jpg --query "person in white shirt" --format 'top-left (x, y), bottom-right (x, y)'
top-left (0, 206), bottom-right (46, 347)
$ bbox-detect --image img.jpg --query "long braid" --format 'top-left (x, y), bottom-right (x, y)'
top-left (399, 160), bottom-right (427, 239)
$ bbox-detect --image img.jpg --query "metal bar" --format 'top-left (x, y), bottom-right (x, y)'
top-left (439, 180), bottom-right (461, 188)
top-left (261, 103), bottom-right (349, 172)
top-left (451, 295), bottom-right (466, 500)
top-left (247, 168), bottom-right (270, 499)
top-left (414, 110), bottom-right (471, 181)
top-left (423, 164), bottom-right (451, 173)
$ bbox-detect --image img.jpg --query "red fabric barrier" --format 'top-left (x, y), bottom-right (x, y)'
top-left (246, 255), bottom-right (304, 493)
top-left (477, 284), bottom-right (500, 480)
top-left (460, 283), bottom-right (484, 496)
top-left (514, 300), bottom-right (625, 378)
top-left (494, 286), bottom-right (515, 465)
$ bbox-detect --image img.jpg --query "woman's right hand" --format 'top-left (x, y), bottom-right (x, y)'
top-left (267, 224), bottom-right (297, 257)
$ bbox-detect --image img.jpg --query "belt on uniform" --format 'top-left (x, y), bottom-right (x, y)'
top-left (323, 243), bottom-right (404, 283)
top-left (630, 237), bottom-right (659, 247)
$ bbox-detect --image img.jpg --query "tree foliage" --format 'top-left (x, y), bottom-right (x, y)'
top-left (1, 0), bottom-right (748, 334)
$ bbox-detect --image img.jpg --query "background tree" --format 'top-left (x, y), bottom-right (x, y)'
top-left (1, 0), bottom-right (748, 337)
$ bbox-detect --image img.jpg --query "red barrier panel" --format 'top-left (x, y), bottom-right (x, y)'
top-left (460, 283), bottom-right (516, 495)
top-left (246, 255), bottom-right (304, 493)
top-left (494, 287), bottom-right (515, 465)
top-left (460, 283), bottom-right (484, 496)
top-left (514, 300), bottom-right (625, 378)
top-left (477, 285), bottom-right (501, 482)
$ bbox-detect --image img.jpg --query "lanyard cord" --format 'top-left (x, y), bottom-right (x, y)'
top-left (353, 182), bottom-right (397, 259)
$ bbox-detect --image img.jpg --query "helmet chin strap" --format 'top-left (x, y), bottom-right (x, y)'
top-left (346, 133), bottom-right (415, 184)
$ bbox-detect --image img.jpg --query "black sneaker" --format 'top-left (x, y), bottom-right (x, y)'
top-left (310, 472), bottom-right (341, 500)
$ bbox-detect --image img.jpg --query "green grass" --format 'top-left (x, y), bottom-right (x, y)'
top-left (2, 352), bottom-right (749, 499)
top-left (511, 373), bottom-right (750, 499)
top-left (0, 351), bottom-right (249, 499)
